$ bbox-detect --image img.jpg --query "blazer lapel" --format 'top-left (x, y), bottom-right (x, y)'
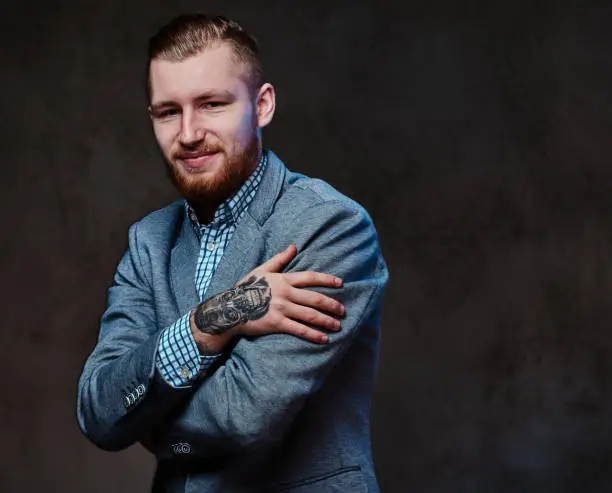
top-left (170, 214), bottom-right (201, 315)
top-left (204, 150), bottom-right (288, 299)
top-left (203, 214), bottom-right (264, 298)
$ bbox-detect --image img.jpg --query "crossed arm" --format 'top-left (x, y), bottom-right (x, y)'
top-left (77, 202), bottom-right (387, 453)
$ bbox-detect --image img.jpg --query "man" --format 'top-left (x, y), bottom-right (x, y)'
top-left (77, 13), bottom-right (388, 493)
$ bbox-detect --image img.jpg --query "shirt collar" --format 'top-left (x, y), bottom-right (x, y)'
top-left (185, 150), bottom-right (268, 231)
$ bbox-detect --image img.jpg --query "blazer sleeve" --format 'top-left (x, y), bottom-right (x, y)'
top-left (151, 199), bottom-right (389, 457)
top-left (76, 221), bottom-right (194, 451)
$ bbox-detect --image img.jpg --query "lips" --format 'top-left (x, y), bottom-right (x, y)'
top-left (176, 151), bottom-right (220, 173)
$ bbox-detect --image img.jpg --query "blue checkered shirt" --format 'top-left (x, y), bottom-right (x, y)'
top-left (156, 153), bottom-right (267, 388)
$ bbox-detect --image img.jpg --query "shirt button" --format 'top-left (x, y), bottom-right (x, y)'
top-left (180, 367), bottom-right (190, 379)
top-left (206, 242), bottom-right (216, 252)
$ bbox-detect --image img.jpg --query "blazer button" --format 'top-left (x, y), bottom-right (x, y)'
top-left (123, 394), bottom-right (134, 409)
top-left (172, 442), bottom-right (191, 455)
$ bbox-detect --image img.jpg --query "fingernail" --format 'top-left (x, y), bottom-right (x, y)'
top-left (320, 334), bottom-right (329, 343)
top-left (335, 278), bottom-right (343, 287)
top-left (334, 320), bottom-right (341, 330)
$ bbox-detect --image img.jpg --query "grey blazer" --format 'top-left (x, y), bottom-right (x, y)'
top-left (77, 150), bottom-right (389, 492)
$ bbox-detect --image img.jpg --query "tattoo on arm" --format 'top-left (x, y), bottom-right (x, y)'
top-left (193, 276), bottom-right (272, 335)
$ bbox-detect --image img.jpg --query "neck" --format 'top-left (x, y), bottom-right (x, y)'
top-left (190, 201), bottom-right (218, 225)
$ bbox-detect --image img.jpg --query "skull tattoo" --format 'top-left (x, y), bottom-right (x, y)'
top-left (193, 275), bottom-right (272, 335)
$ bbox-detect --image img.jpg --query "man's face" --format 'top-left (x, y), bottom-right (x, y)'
top-left (148, 43), bottom-right (268, 206)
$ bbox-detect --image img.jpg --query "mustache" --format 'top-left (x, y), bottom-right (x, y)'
top-left (173, 144), bottom-right (224, 160)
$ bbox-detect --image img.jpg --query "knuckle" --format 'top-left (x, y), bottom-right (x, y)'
top-left (273, 299), bottom-right (287, 315)
top-left (271, 280), bottom-right (285, 295)
top-left (278, 283), bottom-right (290, 298)
top-left (268, 312), bottom-right (283, 327)
top-left (291, 324), bottom-right (304, 336)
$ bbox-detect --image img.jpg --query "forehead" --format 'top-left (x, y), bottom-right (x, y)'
top-left (149, 43), bottom-right (250, 103)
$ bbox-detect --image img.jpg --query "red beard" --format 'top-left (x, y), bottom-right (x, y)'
top-left (165, 134), bottom-right (261, 209)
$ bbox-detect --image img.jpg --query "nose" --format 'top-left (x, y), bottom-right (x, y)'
top-left (178, 109), bottom-right (205, 146)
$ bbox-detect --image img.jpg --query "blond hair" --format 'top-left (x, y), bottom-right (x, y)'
top-left (147, 14), bottom-right (263, 100)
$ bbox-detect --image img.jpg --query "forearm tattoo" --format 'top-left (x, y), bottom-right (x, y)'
top-left (193, 275), bottom-right (272, 335)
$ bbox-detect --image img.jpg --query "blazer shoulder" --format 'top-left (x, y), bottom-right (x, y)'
top-left (273, 171), bottom-right (385, 273)
top-left (283, 171), bottom-right (371, 220)
top-left (130, 199), bottom-right (185, 242)
top-left (278, 171), bottom-right (388, 294)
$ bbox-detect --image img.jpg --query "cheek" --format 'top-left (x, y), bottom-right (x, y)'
top-left (212, 103), bottom-right (255, 138)
top-left (153, 123), bottom-right (179, 153)
top-left (221, 112), bottom-right (257, 147)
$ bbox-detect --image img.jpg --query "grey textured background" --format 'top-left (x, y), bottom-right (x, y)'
top-left (3, 0), bottom-right (612, 492)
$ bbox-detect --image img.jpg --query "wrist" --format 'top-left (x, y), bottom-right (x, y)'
top-left (189, 309), bottom-right (233, 355)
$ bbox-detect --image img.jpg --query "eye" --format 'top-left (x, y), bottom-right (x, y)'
top-left (158, 108), bottom-right (180, 118)
top-left (200, 101), bottom-right (225, 110)
top-left (151, 107), bottom-right (180, 120)
top-left (224, 307), bottom-right (240, 323)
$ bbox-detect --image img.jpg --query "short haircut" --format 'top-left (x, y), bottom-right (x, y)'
top-left (147, 14), bottom-right (263, 101)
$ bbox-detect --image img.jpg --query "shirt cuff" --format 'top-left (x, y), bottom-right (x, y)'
top-left (156, 312), bottom-right (221, 388)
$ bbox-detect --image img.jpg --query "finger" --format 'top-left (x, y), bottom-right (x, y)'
top-left (280, 318), bottom-right (330, 344)
top-left (284, 304), bottom-right (341, 332)
top-left (284, 271), bottom-right (343, 288)
top-left (288, 288), bottom-right (345, 316)
top-left (259, 245), bottom-right (297, 273)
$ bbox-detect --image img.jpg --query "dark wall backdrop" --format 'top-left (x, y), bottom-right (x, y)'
top-left (2, 0), bottom-right (612, 491)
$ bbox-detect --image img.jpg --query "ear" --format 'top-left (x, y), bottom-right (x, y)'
top-left (256, 83), bottom-right (276, 128)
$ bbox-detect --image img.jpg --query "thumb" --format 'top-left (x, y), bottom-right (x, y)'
top-left (259, 245), bottom-right (297, 273)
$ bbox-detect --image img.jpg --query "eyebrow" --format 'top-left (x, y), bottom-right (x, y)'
top-left (149, 90), bottom-right (236, 112)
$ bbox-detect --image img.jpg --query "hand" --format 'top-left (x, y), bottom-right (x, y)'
top-left (191, 245), bottom-right (345, 351)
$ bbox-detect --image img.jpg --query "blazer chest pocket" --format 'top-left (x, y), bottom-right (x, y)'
top-left (266, 466), bottom-right (366, 492)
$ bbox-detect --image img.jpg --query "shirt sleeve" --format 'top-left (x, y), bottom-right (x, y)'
top-left (156, 312), bottom-right (222, 388)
